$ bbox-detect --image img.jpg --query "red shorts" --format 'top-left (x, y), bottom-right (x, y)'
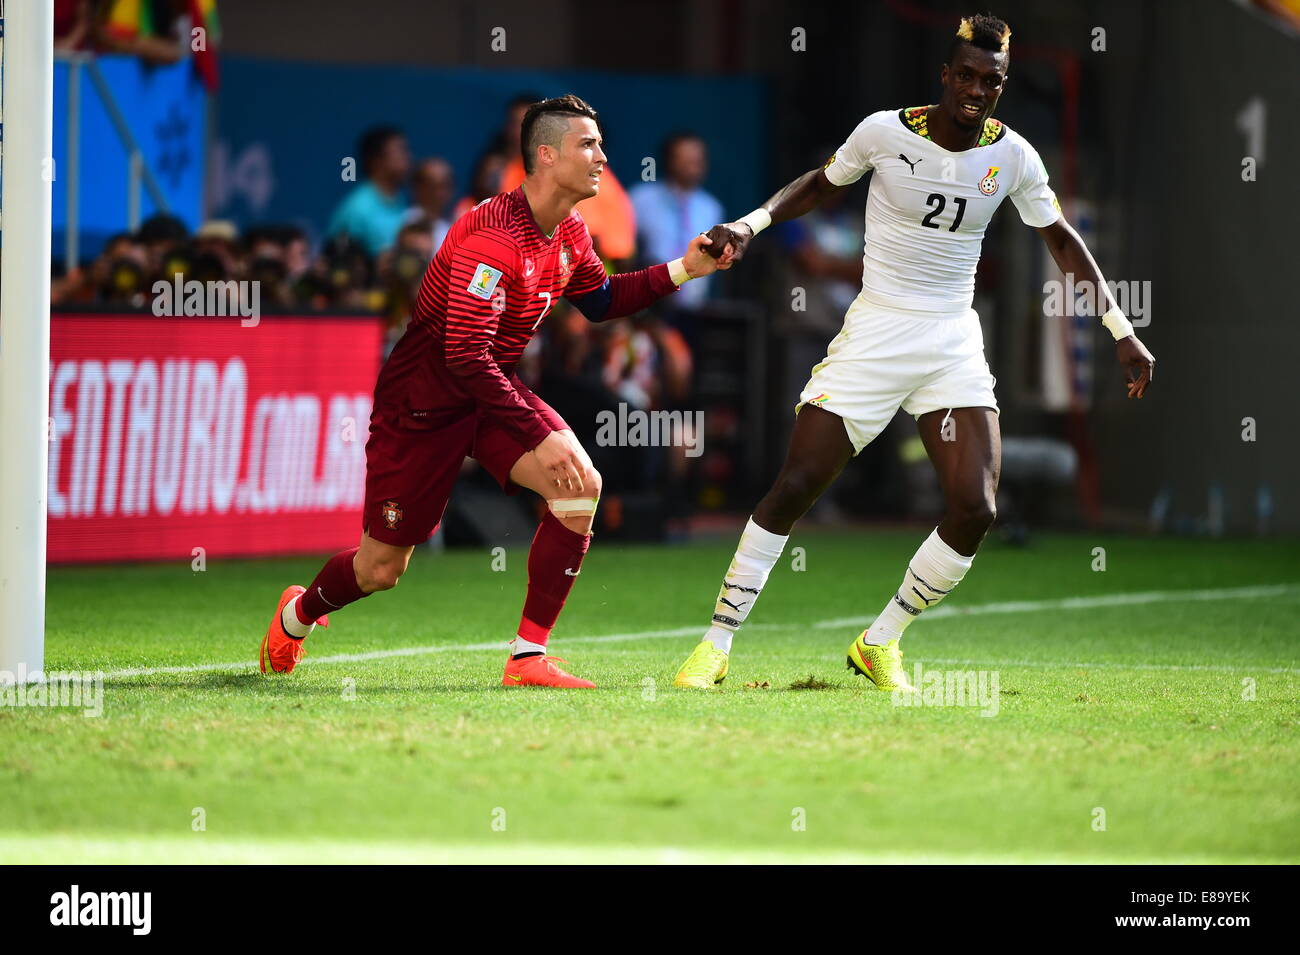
top-left (362, 328), bottom-right (568, 546)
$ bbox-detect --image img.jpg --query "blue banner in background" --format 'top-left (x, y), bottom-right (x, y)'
top-left (53, 55), bottom-right (207, 262)
top-left (213, 56), bottom-right (766, 247)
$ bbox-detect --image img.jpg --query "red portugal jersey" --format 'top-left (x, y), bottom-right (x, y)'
top-left (410, 186), bottom-right (609, 448)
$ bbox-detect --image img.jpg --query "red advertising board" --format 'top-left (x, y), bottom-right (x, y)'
top-left (48, 313), bottom-right (382, 562)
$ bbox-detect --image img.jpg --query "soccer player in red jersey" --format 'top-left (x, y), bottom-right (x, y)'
top-left (260, 94), bottom-right (733, 687)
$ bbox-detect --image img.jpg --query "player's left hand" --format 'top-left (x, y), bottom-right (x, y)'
top-left (1117, 335), bottom-right (1155, 398)
top-left (682, 233), bottom-right (736, 278)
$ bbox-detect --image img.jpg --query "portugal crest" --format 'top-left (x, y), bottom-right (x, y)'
top-left (978, 166), bottom-right (1001, 196)
top-left (559, 242), bottom-right (574, 278)
top-left (382, 500), bottom-right (403, 529)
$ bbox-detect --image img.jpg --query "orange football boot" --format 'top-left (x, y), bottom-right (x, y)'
top-left (260, 585), bottom-right (328, 674)
top-left (501, 654), bottom-right (596, 688)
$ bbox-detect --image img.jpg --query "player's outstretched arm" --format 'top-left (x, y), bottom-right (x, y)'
top-left (1037, 217), bottom-right (1155, 399)
top-left (565, 236), bottom-right (733, 324)
top-left (703, 168), bottom-right (846, 263)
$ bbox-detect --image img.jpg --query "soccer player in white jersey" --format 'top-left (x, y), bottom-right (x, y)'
top-left (673, 12), bottom-right (1156, 691)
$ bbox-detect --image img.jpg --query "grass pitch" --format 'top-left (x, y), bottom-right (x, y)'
top-left (3, 530), bottom-right (1298, 864)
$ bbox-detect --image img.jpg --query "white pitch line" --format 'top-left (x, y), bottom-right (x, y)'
top-left (809, 582), bottom-right (1300, 630)
top-left (99, 582), bottom-right (1300, 681)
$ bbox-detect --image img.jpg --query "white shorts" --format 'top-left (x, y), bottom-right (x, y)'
top-left (796, 295), bottom-right (999, 454)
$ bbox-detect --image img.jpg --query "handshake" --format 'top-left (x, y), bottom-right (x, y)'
top-left (676, 220), bottom-right (758, 280)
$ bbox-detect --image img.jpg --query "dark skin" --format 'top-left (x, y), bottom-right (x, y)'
top-left (714, 43), bottom-right (1156, 555)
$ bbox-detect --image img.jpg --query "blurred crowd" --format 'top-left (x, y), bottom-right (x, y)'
top-left (55, 0), bottom-right (221, 88)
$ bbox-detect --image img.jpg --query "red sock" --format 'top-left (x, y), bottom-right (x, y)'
top-left (298, 546), bottom-right (369, 623)
top-left (517, 512), bottom-right (591, 645)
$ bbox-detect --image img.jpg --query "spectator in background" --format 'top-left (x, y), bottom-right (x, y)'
top-left (96, 233), bottom-right (151, 306)
top-left (52, 232), bottom-right (150, 307)
top-left (136, 212), bottom-right (190, 278)
top-left (451, 151), bottom-right (508, 220)
top-left (599, 313), bottom-right (696, 531)
top-left (54, 0), bottom-right (95, 51)
top-left (298, 234), bottom-right (375, 311)
top-left (327, 125), bottom-right (411, 258)
top-left (193, 220), bottom-right (242, 277)
top-left (97, 0), bottom-right (184, 64)
top-left (377, 220), bottom-right (435, 352)
top-left (238, 223), bottom-right (313, 307)
top-left (276, 224), bottom-right (312, 285)
top-left (487, 94), bottom-right (543, 169)
top-left (630, 133), bottom-right (724, 310)
top-left (241, 223), bottom-right (294, 308)
top-left (96, 0), bottom-right (220, 80)
top-left (774, 176), bottom-right (862, 338)
top-left (601, 316), bottom-right (692, 416)
top-left (404, 157), bottom-right (455, 253)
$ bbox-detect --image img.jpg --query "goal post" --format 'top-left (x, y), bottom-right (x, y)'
top-left (0, 0), bottom-right (54, 681)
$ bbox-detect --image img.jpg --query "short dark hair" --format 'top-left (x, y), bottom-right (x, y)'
top-left (946, 13), bottom-right (1012, 65)
top-left (519, 94), bottom-right (600, 175)
top-left (357, 125), bottom-right (405, 176)
top-left (136, 213), bottom-right (189, 244)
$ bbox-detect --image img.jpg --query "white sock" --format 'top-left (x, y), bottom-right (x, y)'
top-left (705, 626), bottom-right (735, 653)
top-left (281, 595), bottom-right (315, 639)
top-left (704, 517), bottom-right (789, 653)
top-left (511, 635), bottom-right (548, 657)
top-left (866, 528), bottom-right (974, 645)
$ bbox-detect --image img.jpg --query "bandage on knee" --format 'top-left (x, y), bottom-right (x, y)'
top-left (549, 497), bottom-right (599, 518)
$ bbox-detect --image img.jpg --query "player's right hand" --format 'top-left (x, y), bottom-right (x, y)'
top-left (1117, 335), bottom-right (1155, 398)
top-left (533, 430), bottom-right (591, 491)
top-left (702, 221), bottom-right (754, 263)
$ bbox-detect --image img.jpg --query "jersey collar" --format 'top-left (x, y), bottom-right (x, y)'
top-left (899, 105), bottom-right (1007, 148)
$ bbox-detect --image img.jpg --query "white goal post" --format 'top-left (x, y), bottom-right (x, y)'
top-left (0, 0), bottom-right (54, 681)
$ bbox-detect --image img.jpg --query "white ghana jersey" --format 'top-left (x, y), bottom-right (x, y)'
top-left (824, 105), bottom-right (1062, 314)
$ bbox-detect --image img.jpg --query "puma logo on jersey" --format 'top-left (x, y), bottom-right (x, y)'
top-left (898, 153), bottom-right (922, 174)
top-left (719, 597), bottom-right (748, 612)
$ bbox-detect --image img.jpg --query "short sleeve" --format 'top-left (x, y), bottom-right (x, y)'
top-left (823, 114), bottom-right (882, 187)
top-left (1010, 139), bottom-right (1062, 228)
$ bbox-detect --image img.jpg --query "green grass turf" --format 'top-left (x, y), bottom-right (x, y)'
top-left (3, 530), bottom-right (1298, 864)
